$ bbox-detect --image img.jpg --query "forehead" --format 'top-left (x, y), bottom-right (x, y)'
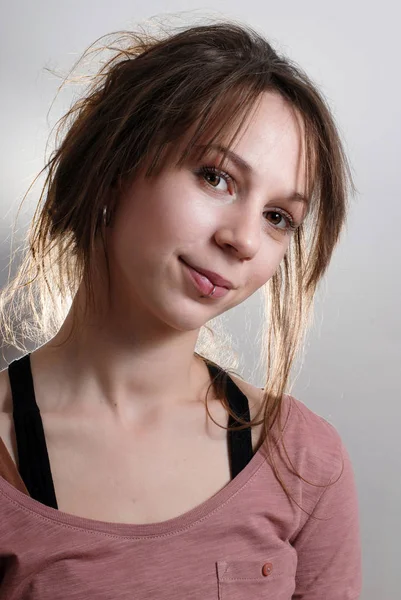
top-left (178, 92), bottom-right (307, 190)
top-left (222, 92), bottom-right (305, 175)
top-left (177, 91), bottom-right (304, 160)
top-left (141, 90), bottom-right (313, 203)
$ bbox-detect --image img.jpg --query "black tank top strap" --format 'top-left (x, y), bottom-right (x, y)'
top-left (8, 354), bottom-right (58, 509)
top-left (7, 355), bottom-right (253, 509)
top-left (205, 362), bottom-right (254, 480)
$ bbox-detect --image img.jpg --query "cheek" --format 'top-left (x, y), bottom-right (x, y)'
top-left (111, 194), bottom-right (173, 253)
top-left (248, 240), bottom-right (289, 290)
top-left (109, 183), bottom-right (214, 268)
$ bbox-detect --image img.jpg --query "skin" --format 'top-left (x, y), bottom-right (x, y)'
top-left (0, 90), bottom-right (310, 522)
top-left (2, 90), bottom-right (308, 442)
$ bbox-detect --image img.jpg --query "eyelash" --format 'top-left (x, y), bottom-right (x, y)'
top-left (196, 165), bottom-right (297, 233)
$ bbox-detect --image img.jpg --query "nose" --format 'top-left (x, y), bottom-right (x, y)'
top-left (214, 206), bottom-right (262, 261)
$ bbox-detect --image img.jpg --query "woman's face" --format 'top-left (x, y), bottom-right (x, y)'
top-left (104, 91), bottom-right (308, 331)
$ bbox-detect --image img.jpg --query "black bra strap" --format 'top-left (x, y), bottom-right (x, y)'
top-left (8, 354), bottom-right (58, 509)
top-left (205, 362), bottom-right (254, 480)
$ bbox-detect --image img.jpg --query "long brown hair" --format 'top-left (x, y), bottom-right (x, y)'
top-left (0, 17), bottom-right (353, 504)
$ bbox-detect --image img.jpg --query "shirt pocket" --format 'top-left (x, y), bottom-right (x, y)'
top-left (216, 551), bottom-right (297, 600)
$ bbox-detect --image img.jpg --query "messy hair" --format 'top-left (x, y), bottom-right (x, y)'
top-left (0, 17), bottom-right (352, 505)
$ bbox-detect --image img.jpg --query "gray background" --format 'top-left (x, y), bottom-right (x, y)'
top-left (1, 1), bottom-right (400, 598)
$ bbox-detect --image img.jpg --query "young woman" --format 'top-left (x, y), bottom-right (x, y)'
top-left (0, 19), bottom-right (361, 599)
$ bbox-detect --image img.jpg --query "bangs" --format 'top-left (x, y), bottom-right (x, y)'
top-left (141, 81), bottom-right (266, 178)
top-left (139, 84), bottom-right (320, 233)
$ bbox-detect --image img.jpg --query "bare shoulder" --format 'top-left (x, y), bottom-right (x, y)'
top-left (0, 368), bottom-right (12, 412)
top-left (226, 372), bottom-right (264, 410)
top-left (0, 367), bottom-right (17, 465)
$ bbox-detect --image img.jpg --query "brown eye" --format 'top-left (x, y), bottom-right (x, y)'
top-left (205, 172), bottom-right (222, 187)
top-left (264, 210), bottom-right (296, 232)
top-left (268, 212), bottom-right (283, 226)
top-left (197, 166), bottom-right (234, 194)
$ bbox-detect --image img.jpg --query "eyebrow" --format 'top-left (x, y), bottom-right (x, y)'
top-left (196, 143), bottom-right (309, 206)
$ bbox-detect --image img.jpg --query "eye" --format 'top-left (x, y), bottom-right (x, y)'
top-left (195, 166), bottom-right (298, 233)
top-left (264, 209), bottom-right (297, 232)
top-left (197, 165), bottom-right (235, 194)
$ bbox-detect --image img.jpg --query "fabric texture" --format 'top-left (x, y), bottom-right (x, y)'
top-left (0, 358), bottom-right (362, 599)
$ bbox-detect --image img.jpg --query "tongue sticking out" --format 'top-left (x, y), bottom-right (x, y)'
top-left (196, 271), bottom-right (215, 294)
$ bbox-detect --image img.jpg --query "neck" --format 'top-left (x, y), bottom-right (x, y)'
top-left (30, 289), bottom-right (213, 425)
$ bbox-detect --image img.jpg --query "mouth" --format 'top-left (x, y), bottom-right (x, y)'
top-left (179, 258), bottom-right (232, 299)
top-left (179, 258), bottom-right (234, 289)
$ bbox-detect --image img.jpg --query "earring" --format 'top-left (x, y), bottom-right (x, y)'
top-left (102, 205), bottom-right (112, 227)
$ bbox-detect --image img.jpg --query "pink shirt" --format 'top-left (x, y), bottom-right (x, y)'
top-left (0, 394), bottom-right (362, 599)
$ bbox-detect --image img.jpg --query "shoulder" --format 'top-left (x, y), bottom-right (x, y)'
top-left (0, 367), bottom-right (12, 412)
top-left (279, 394), bottom-right (348, 486)
top-left (283, 394), bottom-right (344, 450)
top-left (0, 367), bottom-right (17, 465)
top-left (225, 373), bottom-right (347, 477)
top-left (226, 372), bottom-right (264, 409)
top-left (284, 398), bottom-right (362, 596)
top-left (0, 366), bottom-right (30, 494)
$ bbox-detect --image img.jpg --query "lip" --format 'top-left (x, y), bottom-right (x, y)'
top-left (180, 258), bottom-right (232, 299)
top-left (180, 258), bottom-right (234, 290)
